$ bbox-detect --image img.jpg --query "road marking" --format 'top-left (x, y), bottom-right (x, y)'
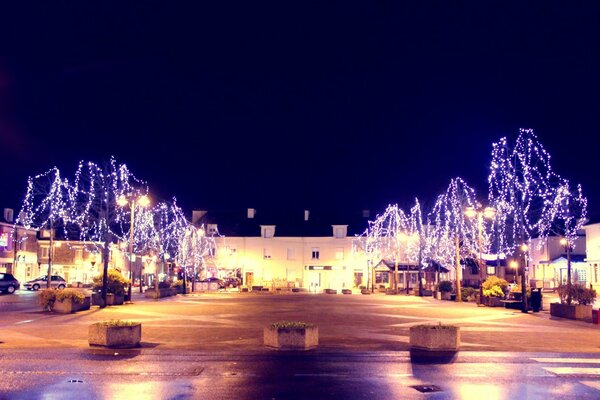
top-left (15, 319), bottom-right (34, 324)
top-left (543, 367), bottom-right (600, 376)
top-left (532, 358), bottom-right (600, 364)
top-left (580, 381), bottom-right (600, 391)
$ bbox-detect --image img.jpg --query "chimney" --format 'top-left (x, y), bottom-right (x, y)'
top-left (3, 208), bottom-right (14, 223)
top-left (192, 210), bottom-right (207, 225)
top-left (362, 209), bottom-right (370, 218)
top-left (304, 210), bottom-right (310, 221)
top-left (247, 208), bottom-right (256, 219)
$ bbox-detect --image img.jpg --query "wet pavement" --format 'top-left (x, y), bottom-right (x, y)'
top-left (1, 289), bottom-right (599, 398)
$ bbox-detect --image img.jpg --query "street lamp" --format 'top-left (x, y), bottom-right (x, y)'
top-left (560, 237), bottom-right (573, 304)
top-left (117, 193), bottom-right (150, 301)
top-left (520, 243), bottom-right (529, 313)
top-left (465, 205), bottom-right (496, 306)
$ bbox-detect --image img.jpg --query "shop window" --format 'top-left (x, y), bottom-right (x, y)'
top-left (311, 248), bottom-right (320, 260)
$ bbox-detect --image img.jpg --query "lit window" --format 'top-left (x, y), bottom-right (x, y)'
top-left (487, 266), bottom-right (496, 275)
top-left (41, 247), bottom-right (49, 258)
top-left (335, 247), bottom-right (344, 260)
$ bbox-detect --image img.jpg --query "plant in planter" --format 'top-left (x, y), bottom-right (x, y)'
top-left (39, 289), bottom-right (57, 311)
top-left (88, 319), bottom-right (141, 348)
top-left (551, 283), bottom-right (596, 321)
top-left (53, 288), bottom-right (90, 313)
top-left (481, 276), bottom-right (509, 306)
top-left (264, 321), bottom-right (318, 350)
top-left (438, 281), bottom-right (453, 300)
top-left (92, 269), bottom-right (128, 306)
top-left (461, 287), bottom-right (477, 302)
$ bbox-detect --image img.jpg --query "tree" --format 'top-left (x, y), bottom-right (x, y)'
top-left (70, 158), bottom-right (148, 308)
top-left (429, 177), bottom-right (479, 301)
top-left (16, 167), bottom-right (71, 287)
top-left (488, 129), bottom-right (559, 312)
top-left (152, 199), bottom-right (188, 291)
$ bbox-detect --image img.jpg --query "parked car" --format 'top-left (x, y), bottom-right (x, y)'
top-left (0, 273), bottom-right (20, 294)
top-left (200, 277), bottom-right (225, 289)
top-left (24, 275), bottom-right (66, 291)
top-left (224, 277), bottom-right (241, 288)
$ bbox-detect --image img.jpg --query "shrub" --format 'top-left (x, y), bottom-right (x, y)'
top-left (92, 269), bottom-right (129, 295)
top-left (438, 281), bottom-right (453, 293)
top-left (170, 280), bottom-right (183, 288)
top-left (55, 288), bottom-right (86, 304)
top-left (558, 283), bottom-right (597, 305)
top-left (461, 287), bottom-right (477, 302)
top-left (482, 276), bottom-right (509, 298)
top-left (271, 321), bottom-right (314, 329)
top-left (97, 319), bottom-right (138, 327)
top-left (39, 289), bottom-right (57, 311)
top-left (158, 279), bottom-right (173, 289)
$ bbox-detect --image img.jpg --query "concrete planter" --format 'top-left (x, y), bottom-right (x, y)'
top-left (409, 324), bottom-right (460, 351)
top-left (484, 296), bottom-right (504, 307)
top-left (264, 324), bottom-right (318, 350)
top-left (92, 293), bottom-right (124, 306)
top-left (324, 289), bottom-right (337, 294)
top-left (361, 289), bottom-right (371, 295)
top-left (341, 289), bottom-right (352, 295)
top-left (88, 322), bottom-right (141, 348)
top-left (550, 303), bottom-right (593, 322)
top-left (53, 296), bottom-right (91, 314)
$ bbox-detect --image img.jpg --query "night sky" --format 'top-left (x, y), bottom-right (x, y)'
top-left (1, 2), bottom-right (600, 221)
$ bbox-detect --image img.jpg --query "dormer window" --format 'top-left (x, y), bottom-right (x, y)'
top-left (332, 225), bottom-right (348, 239)
top-left (261, 225), bottom-right (276, 238)
top-left (207, 224), bottom-right (218, 235)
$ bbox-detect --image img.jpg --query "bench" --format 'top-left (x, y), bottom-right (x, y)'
top-left (500, 300), bottom-right (521, 309)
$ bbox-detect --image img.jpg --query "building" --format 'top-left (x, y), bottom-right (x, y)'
top-left (582, 222), bottom-right (600, 289)
top-left (529, 233), bottom-right (589, 289)
top-left (0, 208), bottom-right (39, 284)
top-left (199, 208), bottom-right (373, 291)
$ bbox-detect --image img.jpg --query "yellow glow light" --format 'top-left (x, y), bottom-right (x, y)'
top-left (117, 195), bottom-right (128, 207)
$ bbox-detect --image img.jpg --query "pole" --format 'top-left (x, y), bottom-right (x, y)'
top-left (47, 220), bottom-right (53, 288)
top-left (11, 225), bottom-right (18, 276)
top-left (566, 243), bottom-right (572, 305)
top-left (478, 214), bottom-right (484, 305)
top-left (128, 200), bottom-right (136, 300)
top-left (455, 235), bottom-right (462, 302)
top-left (521, 246), bottom-right (529, 313)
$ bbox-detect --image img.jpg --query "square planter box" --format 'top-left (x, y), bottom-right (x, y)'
top-left (324, 289), bottom-right (337, 294)
top-left (92, 293), bottom-right (124, 306)
top-left (550, 303), bottom-right (593, 322)
top-left (53, 296), bottom-right (91, 314)
top-left (89, 323), bottom-right (141, 348)
top-left (441, 292), bottom-right (452, 300)
top-left (484, 296), bottom-right (504, 307)
top-left (264, 325), bottom-right (319, 350)
top-left (410, 325), bottom-right (460, 352)
top-left (341, 289), bottom-right (352, 295)
top-left (361, 289), bottom-right (371, 295)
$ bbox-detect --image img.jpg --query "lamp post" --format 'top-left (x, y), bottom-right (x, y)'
top-left (465, 205), bottom-right (496, 306)
top-left (520, 243), bottom-right (529, 313)
top-left (560, 237), bottom-right (573, 304)
top-left (117, 194), bottom-right (150, 302)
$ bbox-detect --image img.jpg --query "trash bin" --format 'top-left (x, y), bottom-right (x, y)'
top-left (531, 288), bottom-right (542, 312)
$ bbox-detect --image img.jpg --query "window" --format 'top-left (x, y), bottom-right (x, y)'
top-left (41, 247), bottom-right (49, 258)
top-left (487, 266), bottom-right (496, 275)
top-left (287, 248), bottom-right (295, 260)
top-left (207, 224), bottom-right (218, 235)
top-left (75, 249), bottom-right (83, 261)
top-left (263, 248), bottom-right (272, 259)
top-left (576, 268), bottom-right (587, 283)
top-left (261, 225), bottom-right (275, 238)
top-left (335, 247), bottom-right (344, 260)
top-left (311, 247), bottom-right (320, 260)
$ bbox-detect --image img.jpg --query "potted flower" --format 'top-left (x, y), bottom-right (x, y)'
top-left (88, 319), bottom-right (141, 348)
top-left (481, 276), bottom-right (509, 307)
top-left (92, 269), bottom-right (129, 306)
top-left (264, 321), bottom-right (318, 350)
top-left (551, 283), bottom-right (596, 322)
top-left (52, 288), bottom-right (91, 313)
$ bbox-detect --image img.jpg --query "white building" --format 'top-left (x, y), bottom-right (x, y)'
top-left (529, 233), bottom-right (590, 289)
top-left (583, 222), bottom-right (600, 289)
top-left (199, 208), bottom-right (372, 292)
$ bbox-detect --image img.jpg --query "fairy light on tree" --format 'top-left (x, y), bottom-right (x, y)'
top-left (70, 158), bottom-right (148, 308)
top-left (488, 129), bottom-right (561, 312)
top-left (16, 167), bottom-right (72, 288)
top-left (152, 199), bottom-right (188, 291)
top-left (429, 177), bottom-right (479, 301)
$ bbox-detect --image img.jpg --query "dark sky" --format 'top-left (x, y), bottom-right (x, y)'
top-left (1, 2), bottom-right (599, 221)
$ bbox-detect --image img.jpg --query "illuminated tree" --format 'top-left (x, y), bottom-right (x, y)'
top-left (16, 167), bottom-right (72, 287)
